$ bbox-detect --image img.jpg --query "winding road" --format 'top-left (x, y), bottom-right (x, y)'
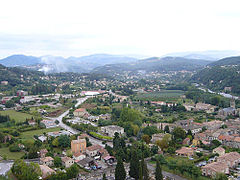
top-left (49, 96), bottom-right (113, 147)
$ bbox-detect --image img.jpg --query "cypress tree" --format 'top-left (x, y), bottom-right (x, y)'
top-left (143, 158), bottom-right (149, 180)
top-left (103, 173), bottom-right (107, 180)
top-left (129, 149), bottom-right (140, 179)
top-left (115, 158), bottom-right (126, 180)
top-left (155, 160), bottom-right (163, 180)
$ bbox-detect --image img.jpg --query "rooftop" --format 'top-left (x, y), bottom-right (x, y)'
top-left (40, 156), bottom-right (54, 162)
top-left (202, 162), bottom-right (228, 172)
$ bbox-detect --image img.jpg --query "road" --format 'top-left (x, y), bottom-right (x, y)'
top-left (50, 96), bottom-right (113, 147)
top-left (147, 162), bottom-right (187, 180)
top-left (0, 162), bottom-right (13, 176)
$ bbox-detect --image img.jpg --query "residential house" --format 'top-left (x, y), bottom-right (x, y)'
top-left (73, 152), bottom-right (86, 161)
top-left (151, 101), bottom-right (166, 106)
top-left (47, 130), bottom-right (71, 137)
top-left (78, 157), bottom-right (95, 169)
top-left (195, 103), bottom-right (216, 113)
top-left (40, 165), bottom-right (56, 179)
top-left (183, 137), bottom-right (191, 146)
top-left (1, 81), bottom-right (8, 85)
top-left (183, 103), bottom-right (195, 111)
top-left (175, 147), bottom-right (194, 157)
top-left (218, 135), bottom-right (240, 149)
top-left (86, 145), bottom-right (103, 157)
top-left (39, 149), bottom-right (48, 158)
top-left (203, 120), bottom-right (223, 130)
top-left (73, 108), bottom-right (87, 117)
top-left (151, 133), bottom-right (165, 143)
top-left (150, 122), bottom-right (176, 132)
top-left (218, 107), bottom-right (237, 117)
top-left (17, 90), bottom-right (28, 96)
top-left (61, 156), bottom-right (74, 168)
top-left (41, 119), bottom-right (57, 129)
top-left (201, 162), bottom-right (229, 177)
top-left (217, 152), bottom-right (240, 168)
top-left (101, 125), bottom-right (124, 137)
top-left (175, 119), bottom-right (202, 135)
top-left (38, 135), bottom-right (47, 142)
top-left (40, 156), bottom-right (54, 166)
top-left (98, 113), bottom-right (111, 120)
top-left (212, 147), bottom-right (225, 156)
top-left (28, 120), bottom-right (36, 126)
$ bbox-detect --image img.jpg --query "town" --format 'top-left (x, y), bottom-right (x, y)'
top-left (0, 66), bottom-right (240, 180)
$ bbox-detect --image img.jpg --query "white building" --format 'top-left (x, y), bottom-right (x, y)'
top-left (101, 125), bottom-right (124, 137)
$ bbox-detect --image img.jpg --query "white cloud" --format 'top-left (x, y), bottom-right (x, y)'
top-left (0, 0), bottom-right (240, 58)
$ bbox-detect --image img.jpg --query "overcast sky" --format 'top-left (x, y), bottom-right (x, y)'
top-left (0, 0), bottom-right (240, 58)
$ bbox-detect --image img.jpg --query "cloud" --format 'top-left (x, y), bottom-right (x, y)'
top-left (0, 0), bottom-right (240, 58)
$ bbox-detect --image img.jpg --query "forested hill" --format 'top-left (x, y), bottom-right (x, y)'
top-left (92, 56), bottom-right (210, 74)
top-left (0, 63), bottom-right (44, 86)
top-left (191, 65), bottom-right (240, 95)
top-left (208, 56), bottom-right (240, 66)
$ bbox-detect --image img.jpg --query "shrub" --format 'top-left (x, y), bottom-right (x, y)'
top-left (89, 132), bottom-right (113, 140)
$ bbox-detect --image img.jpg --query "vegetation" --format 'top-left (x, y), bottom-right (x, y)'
top-left (89, 131), bottom-right (113, 140)
top-left (11, 160), bottom-right (41, 180)
top-left (115, 158), bottom-right (126, 180)
top-left (0, 110), bottom-right (34, 123)
top-left (155, 160), bottom-right (163, 180)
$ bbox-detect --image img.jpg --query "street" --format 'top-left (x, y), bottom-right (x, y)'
top-left (50, 96), bottom-right (113, 147)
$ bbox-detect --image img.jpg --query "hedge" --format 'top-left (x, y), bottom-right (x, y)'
top-left (89, 132), bottom-right (113, 140)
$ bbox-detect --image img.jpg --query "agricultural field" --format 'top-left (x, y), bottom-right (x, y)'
top-left (0, 147), bottom-right (25, 160)
top-left (135, 90), bottom-right (185, 101)
top-left (0, 110), bottom-right (33, 123)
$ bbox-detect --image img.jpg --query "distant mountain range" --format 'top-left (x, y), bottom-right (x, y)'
top-left (0, 54), bottom-right (138, 73)
top-left (92, 56), bottom-right (211, 74)
top-left (164, 50), bottom-right (240, 61)
top-left (1, 52), bottom-right (240, 74)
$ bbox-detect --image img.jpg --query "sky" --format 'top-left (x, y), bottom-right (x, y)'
top-left (0, 0), bottom-right (240, 58)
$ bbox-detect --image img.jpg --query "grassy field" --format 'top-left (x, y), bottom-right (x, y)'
top-left (20, 127), bottom-right (62, 141)
top-left (0, 110), bottom-right (33, 123)
top-left (0, 147), bottom-right (25, 160)
top-left (136, 90), bottom-right (184, 101)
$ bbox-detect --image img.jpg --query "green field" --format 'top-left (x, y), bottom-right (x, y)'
top-left (20, 127), bottom-right (62, 141)
top-left (136, 90), bottom-right (185, 101)
top-left (0, 110), bottom-right (33, 123)
top-left (0, 147), bottom-right (25, 160)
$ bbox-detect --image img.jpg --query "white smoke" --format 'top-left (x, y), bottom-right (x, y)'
top-left (39, 56), bottom-right (69, 74)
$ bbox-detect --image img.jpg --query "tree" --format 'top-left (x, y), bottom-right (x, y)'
top-left (129, 149), bottom-right (140, 179)
top-left (140, 156), bottom-right (149, 180)
top-left (172, 127), bottom-right (186, 142)
top-left (214, 173), bottom-right (228, 180)
top-left (142, 126), bottom-right (158, 136)
top-left (115, 158), bottom-right (126, 180)
top-left (211, 140), bottom-right (221, 147)
top-left (156, 134), bottom-right (171, 152)
top-left (142, 134), bottom-right (151, 144)
top-left (66, 164), bottom-right (79, 179)
top-left (120, 107), bottom-right (142, 122)
top-left (52, 138), bottom-right (59, 147)
top-left (11, 160), bottom-right (41, 180)
top-left (155, 160), bottom-right (163, 180)
top-left (58, 135), bottom-right (70, 148)
top-left (164, 125), bottom-right (170, 133)
top-left (103, 173), bottom-right (107, 180)
top-left (54, 156), bottom-right (62, 167)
